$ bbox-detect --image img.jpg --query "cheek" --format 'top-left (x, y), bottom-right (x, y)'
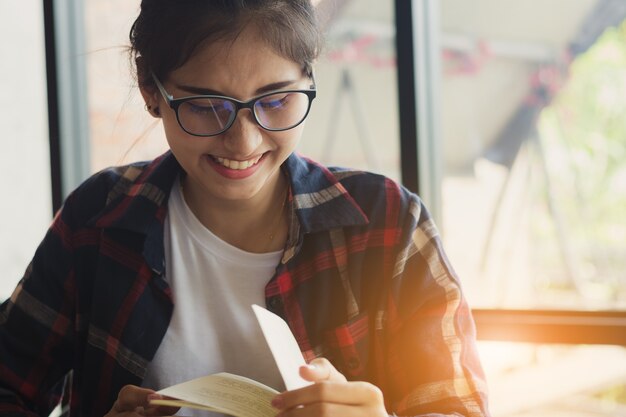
top-left (163, 127), bottom-right (203, 169)
top-left (272, 124), bottom-right (304, 154)
top-left (161, 112), bottom-right (195, 152)
top-left (163, 124), bottom-right (185, 152)
top-left (160, 110), bottom-right (178, 138)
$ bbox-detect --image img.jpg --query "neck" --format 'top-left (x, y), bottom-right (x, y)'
top-left (180, 174), bottom-right (289, 253)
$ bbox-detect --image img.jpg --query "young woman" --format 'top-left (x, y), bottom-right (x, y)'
top-left (0, 1), bottom-right (490, 416)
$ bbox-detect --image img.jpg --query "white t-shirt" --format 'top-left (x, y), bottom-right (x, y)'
top-left (142, 178), bottom-right (284, 416)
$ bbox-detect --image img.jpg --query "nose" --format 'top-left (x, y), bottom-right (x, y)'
top-left (223, 108), bottom-right (262, 155)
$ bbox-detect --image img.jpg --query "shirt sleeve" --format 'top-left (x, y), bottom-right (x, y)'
top-left (0, 202), bottom-right (77, 416)
top-left (384, 195), bottom-right (490, 417)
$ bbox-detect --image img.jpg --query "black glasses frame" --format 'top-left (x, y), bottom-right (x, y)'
top-left (151, 72), bottom-right (316, 137)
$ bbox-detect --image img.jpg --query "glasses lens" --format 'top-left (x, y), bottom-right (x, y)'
top-left (177, 98), bottom-right (235, 135)
top-left (254, 92), bottom-right (310, 130)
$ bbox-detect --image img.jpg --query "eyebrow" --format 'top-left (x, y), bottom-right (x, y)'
top-left (174, 80), bottom-right (300, 97)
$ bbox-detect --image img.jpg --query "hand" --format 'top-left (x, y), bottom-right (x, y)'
top-left (272, 358), bottom-right (388, 417)
top-left (104, 385), bottom-right (180, 417)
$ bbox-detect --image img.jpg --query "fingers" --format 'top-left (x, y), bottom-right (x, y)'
top-left (143, 394), bottom-right (181, 416)
top-left (281, 359), bottom-right (386, 417)
top-left (275, 401), bottom-right (366, 417)
top-left (299, 358), bottom-right (347, 383)
top-left (142, 405), bottom-right (182, 416)
top-left (113, 385), bottom-right (156, 413)
top-left (109, 386), bottom-right (180, 417)
top-left (273, 380), bottom-right (384, 411)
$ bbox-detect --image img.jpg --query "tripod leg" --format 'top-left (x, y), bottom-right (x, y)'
top-left (345, 70), bottom-right (380, 171)
top-left (322, 68), bottom-right (348, 163)
top-left (531, 129), bottom-right (582, 293)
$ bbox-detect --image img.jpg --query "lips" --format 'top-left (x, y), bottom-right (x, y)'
top-left (213, 154), bottom-right (263, 170)
top-left (205, 152), bottom-right (266, 180)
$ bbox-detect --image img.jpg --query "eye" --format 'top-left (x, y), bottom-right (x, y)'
top-left (185, 99), bottom-right (234, 116)
top-left (257, 94), bottom-right (290, 110)
top-left (188, 102), bottom-right (213, 115)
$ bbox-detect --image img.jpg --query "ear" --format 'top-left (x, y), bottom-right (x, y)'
top-left (136, 56), bottom-right (161, 118)
top-left (139, 82), bottom-right (161, 118)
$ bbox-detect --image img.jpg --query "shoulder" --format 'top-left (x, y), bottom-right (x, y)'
top-left (331, 166), bottom-right (427, 227)
top-left (59, 155), bottom-right (170, 228)
top-left (287, 153), bottom-right (411, 199)
top-left (286, 153), bottom-right (427, 227)
top-left (329, 165), bottom-right (411, 200)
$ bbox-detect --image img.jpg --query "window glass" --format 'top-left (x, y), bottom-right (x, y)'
top-left (0, 1), bottom-right (52, 299)
top-left (439, 0), bottom-right (626, 311)
top-left (479, 342), bottom-right (626, 417)
top-left (85, 0), bottom-right (400, 180)
top-left (437, 1), bottom-right (626, 416)
top-left (85, 0), bottom-right (167, 173)
top-left (299, 0), bottom-right (400, 180)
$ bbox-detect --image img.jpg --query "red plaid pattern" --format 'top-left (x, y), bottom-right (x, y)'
top-left (0, 151), bottom-right (489, 416)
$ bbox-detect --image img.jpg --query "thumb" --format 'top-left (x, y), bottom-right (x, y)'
top-left (300, 357), bottom-right (347, 383)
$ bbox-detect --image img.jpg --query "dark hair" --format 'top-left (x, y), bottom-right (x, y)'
top-left (129, 0), bottom-right (322, 87)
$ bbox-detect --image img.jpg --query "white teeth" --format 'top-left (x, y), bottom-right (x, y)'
top-left (214, 155), bottom-right (262, 170)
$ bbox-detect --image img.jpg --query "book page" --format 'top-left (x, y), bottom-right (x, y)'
top-left (155, 373), bottom-right (278, 417)
top-left (252, 304), bottom-right (312, 391)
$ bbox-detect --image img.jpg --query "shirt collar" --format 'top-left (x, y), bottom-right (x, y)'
top-left (93, 151), bottom-right (369, 235)
top-left (284, 153), bottom-right (369, 233)
top-left (90, 151), bottom-right (369, 271)
top-left (90, 151), bottom-right (181, 234)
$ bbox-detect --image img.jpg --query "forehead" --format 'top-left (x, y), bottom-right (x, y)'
top-left (168, 26), bottom-right (304, 94)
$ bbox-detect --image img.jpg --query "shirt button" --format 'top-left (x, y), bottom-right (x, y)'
top-left (347, 357), bottom-right (360, 370)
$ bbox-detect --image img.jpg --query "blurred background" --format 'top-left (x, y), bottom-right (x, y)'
top-left (1, 0), bottom-right (625, 415)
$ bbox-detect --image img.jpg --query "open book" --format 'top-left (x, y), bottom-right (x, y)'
top-left (149, 304), bottom-right (311, 417)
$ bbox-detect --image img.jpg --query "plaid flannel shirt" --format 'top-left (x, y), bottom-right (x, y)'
top-left (0, 151), bottom-right (489, 416)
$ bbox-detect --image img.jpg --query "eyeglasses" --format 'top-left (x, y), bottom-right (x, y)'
top-left (151, 72), bottom-right (316, 137)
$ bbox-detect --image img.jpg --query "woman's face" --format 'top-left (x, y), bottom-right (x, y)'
top-left (144, 26), bottom-right (311, 205)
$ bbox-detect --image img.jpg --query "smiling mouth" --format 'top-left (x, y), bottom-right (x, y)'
top-left (210, 154), bottom-right (264, 170)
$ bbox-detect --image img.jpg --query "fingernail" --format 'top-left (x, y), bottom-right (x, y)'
top-left (304, 364), bottom-right (316, 370)
top-left (271, 395), bottom-right (283, 408)
top-left (147, 393), bottom-right (161, 401)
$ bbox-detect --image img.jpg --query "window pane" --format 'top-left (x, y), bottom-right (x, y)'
top-left (480, 342), bottom-right (626, 417)
top-left (0, 1), bottom-right (52, 299)
top-left (85, 0), bottom-right (400, 179)
top-left (85, 0), bottom-right (168, 173)
top-left (439, 0), bottom-right (626, 310)
top-left (299, 0), bottom-right (400, 180)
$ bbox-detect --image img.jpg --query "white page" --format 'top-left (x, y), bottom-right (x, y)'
top-left (156, 373), bottom-right (278, 417)
top-left (252, 304), bottom-right (312, 390)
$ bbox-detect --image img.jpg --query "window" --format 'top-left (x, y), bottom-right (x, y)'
top-left (438, 0), bottom-right (626, 312)
top-left (0, 1), bottom-right (51, 299)
top-left (417, 0), bottom-right (626, 415)
top-left (84, 0), bottom-right (401, 180)
top-left (300, 0), bottom-right (400, 179)
top-left (85, 0), bottom-right (168, 173)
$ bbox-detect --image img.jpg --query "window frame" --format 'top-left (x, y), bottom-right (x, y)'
top-left (43, 0), bottom-right (90, 213)
top-left (473, 309), bottom-right (626, 346)
top-left (396, 0), bottom-right (626, 346)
